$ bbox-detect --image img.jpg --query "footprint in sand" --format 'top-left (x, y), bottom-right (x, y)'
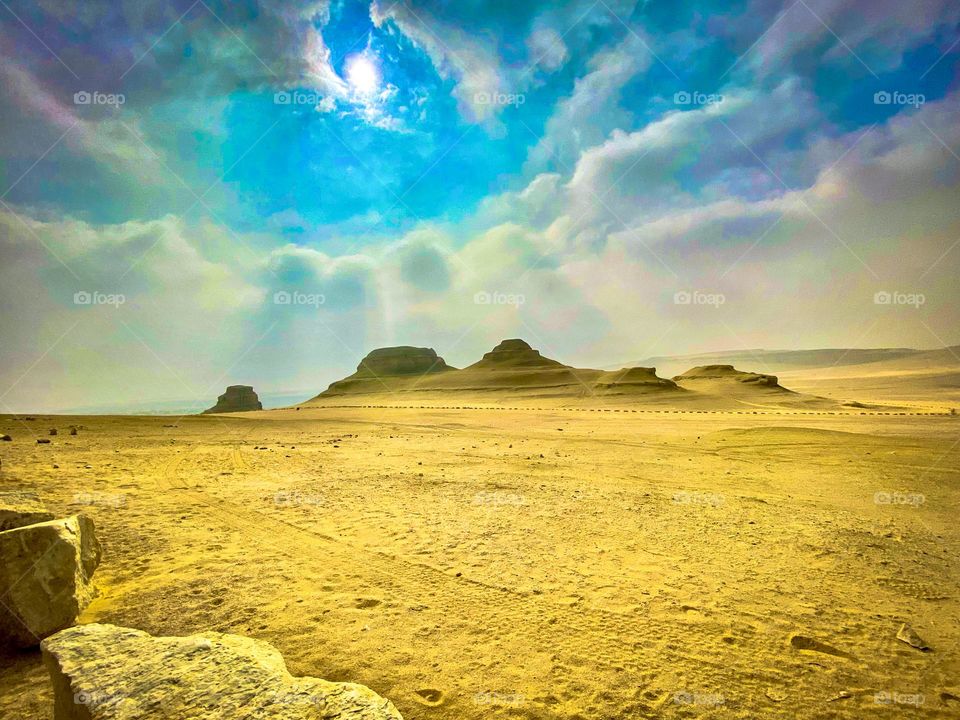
top-left (414, 688), bottom-right (444, 706)
top-left (354, 597), bottom-right (382, 609)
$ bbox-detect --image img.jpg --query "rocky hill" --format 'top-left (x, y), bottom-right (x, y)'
top-left (466, 339), bottom-right (566, 369)
top-left (202, 386), bottom-right (263, 414)
top-left (673, 365), bottom-right (783, 387)
top-left (309, 339), bottom-right (681, 402)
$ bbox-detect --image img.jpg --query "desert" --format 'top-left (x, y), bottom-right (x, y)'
top-left (2, 0), bottom-right (959, 717)
top-left (2, 338), bottom-right (959, 718)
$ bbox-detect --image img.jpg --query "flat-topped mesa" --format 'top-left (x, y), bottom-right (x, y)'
top-left (354, 346), bottom-right (453, 377)
top-left (595, 366), bottom-right (679, 390)
top-left (468, 339), bottom-right (567, 369)
top-left (672, 364), bottom-right (781, 387)
top-left (202, 385), bottom-right (263, 414)
top-left (317, 346), bottom-right (454, 397)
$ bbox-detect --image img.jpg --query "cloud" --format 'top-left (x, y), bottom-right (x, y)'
top-left (526, 26), bottom-right (570, 73)
top-left (728, 0), bottom-right (960, 77)
top-left (370, 0), bottom-right (574, 128)
top-left (370, 0), bottom-right (506, 125)
top-left (0, 211), bottom-right (262, 411)
top-left (526, 33), bottom-right (654, 172)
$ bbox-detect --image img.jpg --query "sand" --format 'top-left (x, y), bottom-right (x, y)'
top-left (1, 396), bottom-right (958, 719)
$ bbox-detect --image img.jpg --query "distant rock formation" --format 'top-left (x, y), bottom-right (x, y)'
top-left (673, 365), bottom-right (783, 387)
top-left (0, 514), bottom-right (101, 648)
top-left (594, 367), bottom-right (679, 392)
top-left (467, 338), bottom-right (566, 369)
top-left (203, 385), bottom-right (263, 414)
top-left (308, 339), bottom-right (685, 402)
top-left (42, 623), bottom-right (404, 719)
top-left (354, 346), bottom-right (453, 376)
top-left (319, 346), bottom-right (454, 396)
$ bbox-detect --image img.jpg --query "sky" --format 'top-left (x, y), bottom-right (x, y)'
top-left (0, 0), bottom-right (958, 412)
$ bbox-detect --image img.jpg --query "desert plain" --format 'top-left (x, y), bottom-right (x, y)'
top-left (1, 349), bottom-right (959, 719)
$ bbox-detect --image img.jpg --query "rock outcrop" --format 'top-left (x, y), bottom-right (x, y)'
top-left (673, 365), bottom-right (782, 387)
top-left (467, 339), bottom-right (566, 369)
top-left (354, 346), bottom-right (452, 376)
top-left (308, 339), bottom-right (684, 402)
top-left (320, 347), bottom-right (454, 396)
top-left (0, 491), bottom-right (55, 531)
top-left (203, 385), bottom-right (263, 414)
top-left (42, 623), bottom-right (404, 719)
top-left (594, 367), bottom-right (679, 392)
top-left (0, 515), bottom-right (101, 648)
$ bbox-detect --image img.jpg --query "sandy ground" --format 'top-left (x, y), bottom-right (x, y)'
top-left (1, 404), bottom-right (958, 719)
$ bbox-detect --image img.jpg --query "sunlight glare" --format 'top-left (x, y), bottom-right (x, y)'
top-left (346, 54), bottom-right (380, 96)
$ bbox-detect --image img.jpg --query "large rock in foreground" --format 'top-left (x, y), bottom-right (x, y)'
top-left (42, 623), bottom-right (404, 719)
top-left (0, 515), bottom-right (101, 648)
top-left (0, 490), bottom-right (55, 531)
top-left (203, 385), bottom-right (263, 414)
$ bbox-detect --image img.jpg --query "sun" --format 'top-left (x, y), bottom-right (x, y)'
top-left (346, 54), bottom-right (380, 96)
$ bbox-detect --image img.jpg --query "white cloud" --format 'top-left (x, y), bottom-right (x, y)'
top-left (2, 86), bottom-right (959, 410)
top-left (526, 33), bottom-right (654, 172)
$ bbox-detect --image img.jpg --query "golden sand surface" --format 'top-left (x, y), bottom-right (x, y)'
top-left (1, 403), bottom-right (958, 718)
